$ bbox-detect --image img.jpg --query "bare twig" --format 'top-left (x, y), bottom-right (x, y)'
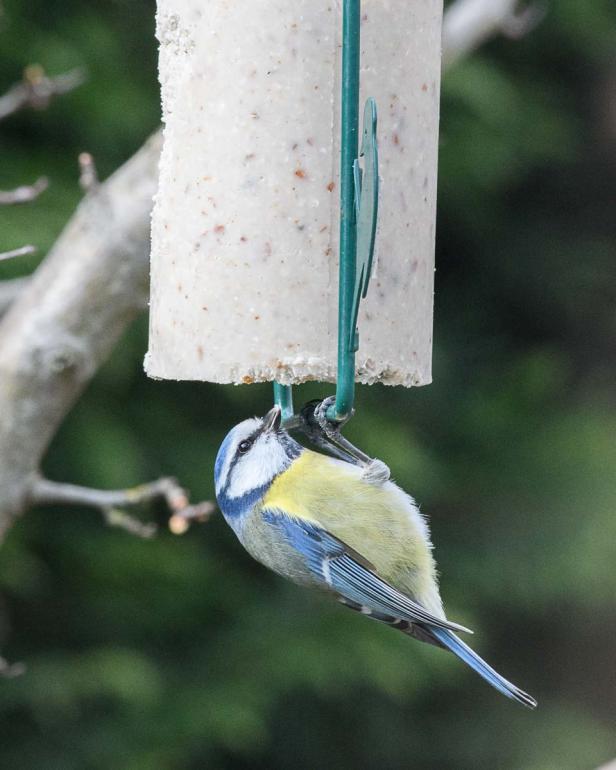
top-left (30, 475), bottom-right (177, 509)
top-left (168, 500), bottom-right (217, 534)
top-left (0, 65), bottom-right (86, 122)
top-left (0, 655), bottom-right (26, 679)
top-left (0, 176), bottom-right (48, 205)
top-left (442, 0), bottom-right (544, 68)
top-left (102, 509), bottom-right (158, 538)
top-left (0, 245), bottom-right (36, 262)
top-left (29, 475), bottom-right (214, 538)
top-left (78, 152), bottom-right (99, 193)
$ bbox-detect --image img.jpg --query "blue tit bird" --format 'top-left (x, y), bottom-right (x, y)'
top-left (214, 405), bottom-right (537, 709)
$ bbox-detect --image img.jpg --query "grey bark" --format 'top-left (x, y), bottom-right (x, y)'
top-left (0, 278), bottom-right (29, 319)
top-left (0, 132), bottom-right (161, 538)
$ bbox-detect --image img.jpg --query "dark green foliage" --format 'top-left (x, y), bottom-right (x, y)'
top-left (1, 1), bottom-right (615, 767)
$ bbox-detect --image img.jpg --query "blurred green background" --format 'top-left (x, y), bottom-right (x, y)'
top-left (1, 1), bottom-right (615, 768)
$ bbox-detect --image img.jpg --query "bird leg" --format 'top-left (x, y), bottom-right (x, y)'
top-left (296, 398), bottom-right (391, 485)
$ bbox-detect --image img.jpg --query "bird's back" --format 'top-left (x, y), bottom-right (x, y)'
top-left (258, 449), bottom-right (444, 617)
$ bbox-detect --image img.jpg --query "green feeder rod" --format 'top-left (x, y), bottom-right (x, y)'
top-left (273, 381), bottom-right (294, 424)
top-left (275, 0), bottom-right (378, 427)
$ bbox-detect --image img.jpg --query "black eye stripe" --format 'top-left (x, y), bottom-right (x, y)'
top-left (232, 427), bottom-right (262, 463)
top-left (220, 426), bottom-right (302, 497)
top-left (244, 428), bottom-right (260, 446)
top-left (223, 418), bottom-right (287, 491)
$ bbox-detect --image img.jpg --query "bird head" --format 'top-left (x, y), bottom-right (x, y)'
top-left (214, 406), bottom-right (302, 518)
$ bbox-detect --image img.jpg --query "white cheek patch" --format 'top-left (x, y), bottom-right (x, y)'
top-left (226, 435), bottom-right (290, 500)
top-left (216, 418), bottom-right (261, 494)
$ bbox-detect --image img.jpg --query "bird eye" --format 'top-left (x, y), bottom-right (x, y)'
top-left (238, 439), bottom-right (252, 454)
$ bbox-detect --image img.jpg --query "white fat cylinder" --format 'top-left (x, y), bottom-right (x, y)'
top-left (146, 0), bottom-right (442, 387)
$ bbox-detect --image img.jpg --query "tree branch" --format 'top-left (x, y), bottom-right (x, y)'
top-left (0, 176), bottom-right (48, 205)
top-left (442, 0), bottom-right (544, 69)
top-left (0, 245), bottom-right (36, 262)
top-left (0, 278), bottom-right (28, 319)
top-left (30, 475), bottom-right (215, 538)
top-left (0, 65), bottom-right (85, 122)
top-left (78, 152), bottom-right (99, 193)
top-left (0, 132), bottom-right (162, 538)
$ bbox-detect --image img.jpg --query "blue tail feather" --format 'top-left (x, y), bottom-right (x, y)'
top-left (430, 627), bottom-right (537, 709)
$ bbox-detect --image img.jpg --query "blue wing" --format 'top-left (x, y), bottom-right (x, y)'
top-left (262, 508), bottom-right (472, 635)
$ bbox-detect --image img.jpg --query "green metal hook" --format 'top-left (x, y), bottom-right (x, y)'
top-left (273, 381), bottom-right (294, 424)
top-left (274, 0), bottom-right (378, 427)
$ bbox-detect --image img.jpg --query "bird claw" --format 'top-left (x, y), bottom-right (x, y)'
top-left (297, 397), bottom-right (390, 482)
top-left (361, 458), bottom-right (391, 486)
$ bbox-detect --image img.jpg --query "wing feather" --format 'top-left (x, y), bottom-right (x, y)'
top-left (262, 508), bottom-right (472, 635)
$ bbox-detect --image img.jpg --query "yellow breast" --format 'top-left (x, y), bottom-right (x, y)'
top-left (262, 449), bottom-right (443, 614)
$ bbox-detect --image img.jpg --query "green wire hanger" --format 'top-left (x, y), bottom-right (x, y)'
top-left (274, 0), bottom-right (379, 427)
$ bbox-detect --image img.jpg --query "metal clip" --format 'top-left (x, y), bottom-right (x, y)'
top-left (349, 97), bottom-right (379, 353)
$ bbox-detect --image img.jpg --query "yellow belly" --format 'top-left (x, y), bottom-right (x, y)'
top-left (261, 450), bottom-right (443, 616)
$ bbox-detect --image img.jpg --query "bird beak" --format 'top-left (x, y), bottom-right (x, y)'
top-left (262, 405), bottom-right (282, 433)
